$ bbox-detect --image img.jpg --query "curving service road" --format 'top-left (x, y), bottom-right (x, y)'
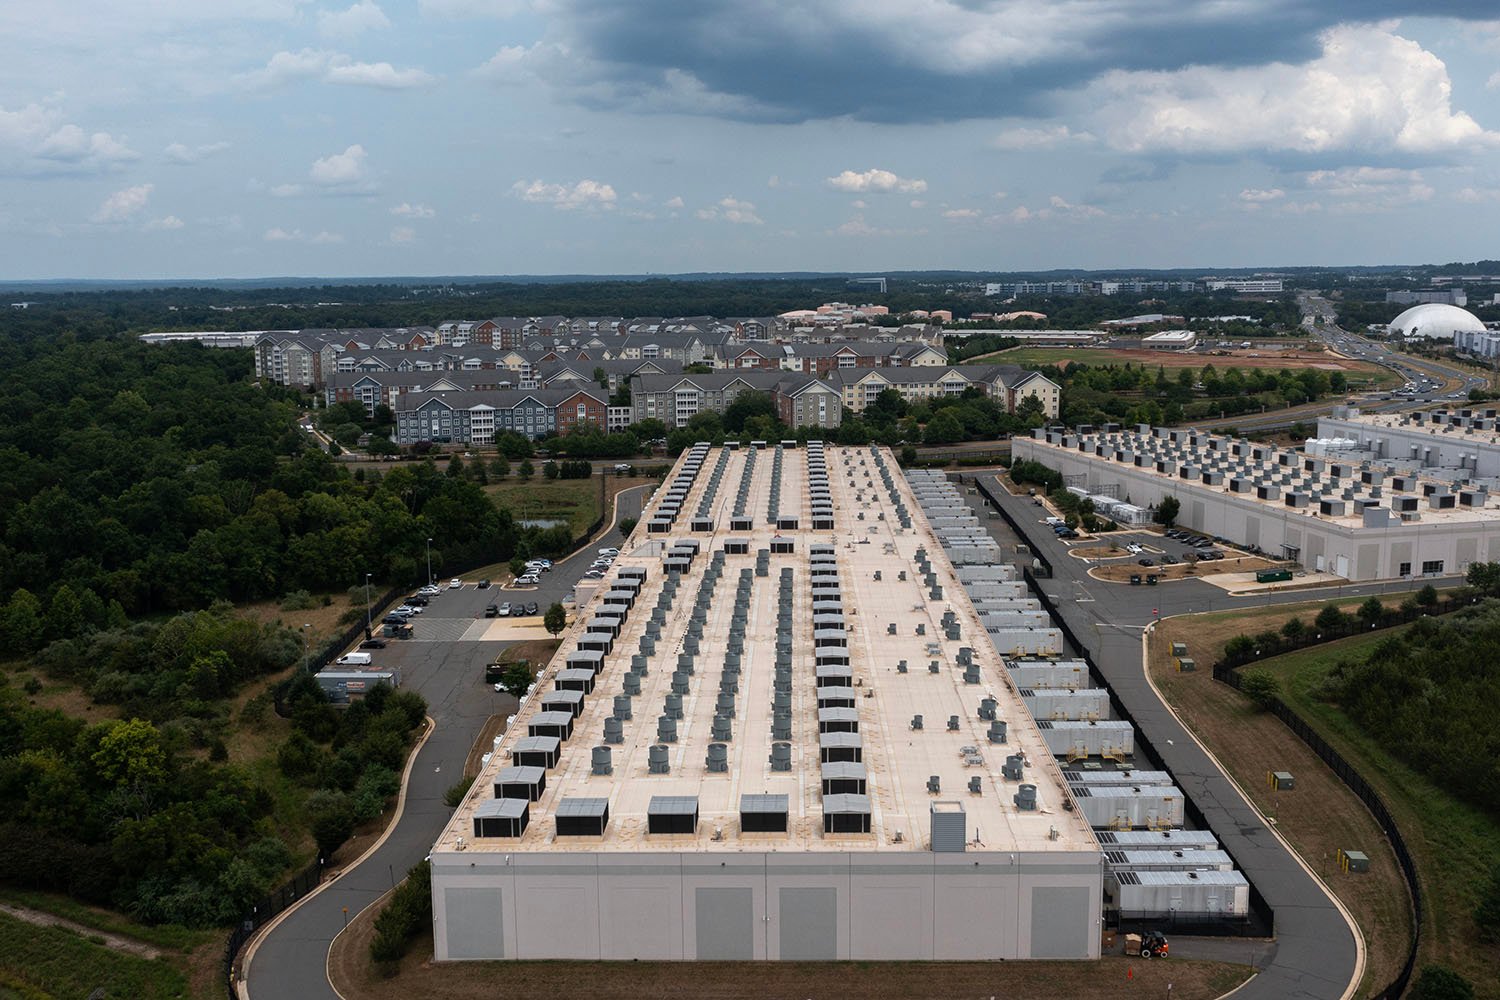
top-left (241, 483), bottom-right (649, 1000)
top-left (970, 475), bottom-right (1424, 1000)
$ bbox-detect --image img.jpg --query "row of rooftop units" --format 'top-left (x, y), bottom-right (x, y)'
top-left (1039, 425), bottom-right (1494, 520)
top-left (907, 466), bottom-right (1252, 923)
top-left (471, 441), bottom-right (731, 837)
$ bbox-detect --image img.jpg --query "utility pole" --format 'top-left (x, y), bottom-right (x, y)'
top-left (426, 537), bottom-right (433, 586)
top-left (364, 572), bottom-right (373, 635)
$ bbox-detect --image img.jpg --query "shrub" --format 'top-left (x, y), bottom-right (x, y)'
top-left (370, 861), bottom-right (432, 965)
top-left (1409, 965), bottom-right (1475, 1000)
top-left (1239, 669), bottom-right (1280, 710)
top-left (279, 591), bottom-right (319, 612)
top-left (443, 775), bottom-right (476, 808)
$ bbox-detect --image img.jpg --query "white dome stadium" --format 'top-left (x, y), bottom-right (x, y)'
top-left (1387, 302), bottom-right (1486, 339)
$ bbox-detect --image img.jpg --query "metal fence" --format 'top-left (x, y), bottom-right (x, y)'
top-left (224, 858), bottom-right (324, 997)
top-left (1213, 650), bottom-right (1426, 999)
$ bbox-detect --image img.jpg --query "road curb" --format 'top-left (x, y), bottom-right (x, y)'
top-left (238, 712), bottom-right (436, 1000)
top-left (1139, 622), bottom-right (1368, 1000)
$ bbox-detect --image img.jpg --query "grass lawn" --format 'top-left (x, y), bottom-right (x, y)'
top-left (1151, 591), bottom-right (1499, 999)
top-left (486, 478), bottom-right (603, 538)
top-left (975, 345), bottom-right (1398, 386)
top-left (1254, 635), bottom-right (1500, 998)
top-left (0, 910), bottom-right (192, 1000)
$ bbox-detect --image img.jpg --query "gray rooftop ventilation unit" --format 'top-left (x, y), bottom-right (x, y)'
top-left (769, 741), bottom-right (792, 772)
top-left (741, 793), bottom-right (789, 833)
top-left (591, 745), bottom-right (613, 776)
top-left (705, 742), bottom-right (729, 773)
top-left (988, 720), bottom-right (1008, 744)
top-left (612, 694), bottom-right (633, 721)
top-left (657, 716), bottom-right (678, 743)
top-left (494, 765), bottom-right (545, 801)
top-left (555, 796), bottom-right (610, 836)
top-left (822, 794), bottom-right (872, 834)
top-left (1002, 754), bottom-right (1025, 780)
top-left (648, 743), bottom-right (670, 774)
top-left (1013, 784), bottom-right (1038, 811)
top-left (926, 775), bottom-right (941, 794)
top-left (711, 715), bottom-right (733, 741)
top-left (473, 797), bottom-right (528, 838)
top-left (647, 795), bottom-right (699, 834)
top-left (602, 716), bottom-right (624, 745)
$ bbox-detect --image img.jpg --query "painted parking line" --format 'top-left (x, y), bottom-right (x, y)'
top-left (405, 619), bottom-right (476, 642)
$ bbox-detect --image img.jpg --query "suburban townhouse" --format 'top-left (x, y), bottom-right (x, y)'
top-left (393, 386), bottom-right (611, 445)
top-left (831, 364), bottom-right (1060, 418)
top-left (325, 370), bottom-right (522, 414)
top-left (629, 370), bottom-right (844, 430)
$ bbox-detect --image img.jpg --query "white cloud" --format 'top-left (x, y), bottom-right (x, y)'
top-left (1302, 166), bottom-right (1433, 212)
top-left (264, 227), bottom-right (343, 243)
top-left (850, 199), bottom-right (866, 210)
top-left (1488, 71), bottom-right (1500, 91)
top-left (909, 199), bottom-right (926, 209)
top-left (145, 215), bottom-right (185, 231)
top-left (319, 1), bottom-right (390, 40)
top-left (1455, 186), bottom-right (1500, 203)
top-left (990, 125), bottom-right (1093, 151)
top-left (1093, 25), bottom-right (1497, 157)
top-left (664, 196), bottom-right (684, 209)
top-left (767, 174), bottom-right (782, 188)
top-left (0, 103), bottom-right (137, 175)
top-left (163, 140), bottom-right (229, 164)
top-left (511, 178), bottom-right (617, 210)
top-left (826, 168), bottom-right (927, 194)
top-left (474, 44), bottom-right (543, 84)
top-left (391, 202), bottom-right (435, 218)
top-left (310, 144), bottom-right (369, 187)
top-left (696, 196), bottom-right (763, 225)
top-left (244, 48), bottom-right (435, 90)
top-left (1238, 188), bottom-right (1285, 202)
top-left (389, 225), bottom-right (416, 243)
top-left (992, 191), bottom-right (1008, 200)
top-left (942, 208), bottom-right (981, 220)
top-left (91, 183), bottom-right (153, 223)
top-left (326, 62), bottom-right (436, 89)
top-left (419, 0), bottom-right (525, 17)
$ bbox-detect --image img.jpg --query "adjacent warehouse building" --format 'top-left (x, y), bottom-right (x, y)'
top-left (1014, 424), bottom-right (1500, 580)
top-left (431, 443), bottom-right (1103, 962)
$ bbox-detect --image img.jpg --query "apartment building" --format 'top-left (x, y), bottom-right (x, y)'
top-left (832, 365), bottom-right (1060, 418)
top-left (394, 387), bottom-right (610, 444)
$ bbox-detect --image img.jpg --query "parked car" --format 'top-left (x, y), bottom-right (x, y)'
top-left (477, 579), bottom-right (491, 589)
top-left (418, 584), bottom-right (440, 596)
top-left (1160, 555), bottom-right (1178, 565)
top-left (1057, 528), bottom-right (1078, 539)
top-left (598, 547), bottom-right (619, 557)
top-left (359, 638), bottom-right (387, 649)
top-left (407, 595), bottom-right (429, 606)
top-left (583, 569), bottom-right (605, 579)
top-left (484, 604), bottom-right (499, 618)
top-left (497, 602), bottom-right (512, 617)
top-left (1137, 558), bottom-right (1155, 567)
top-left (524, 602), bottom-right (539, 616)
top-left (516, 573), bottom-right (540, 585)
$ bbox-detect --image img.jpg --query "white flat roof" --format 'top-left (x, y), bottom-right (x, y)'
top-left (437, 444), bottom-right (1096, 854)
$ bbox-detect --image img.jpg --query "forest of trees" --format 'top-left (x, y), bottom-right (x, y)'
top-left (1322, 600), bottom-right (1500, 816)
top-left (1041, 361), bottom-right (1347, 428)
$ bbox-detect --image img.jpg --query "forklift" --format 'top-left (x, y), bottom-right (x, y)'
top-left (1138, 930), bottom-right (1169, 959)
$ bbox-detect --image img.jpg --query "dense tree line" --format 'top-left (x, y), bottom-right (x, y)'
top-left (1038, 361), bottom-right (1346, 429)
top-left (1321, 600), bottom-right (1500, 815)
top-left (0, 595), bottom-right (425, 925)
top-left (0, 332), bottom-right (548, 631)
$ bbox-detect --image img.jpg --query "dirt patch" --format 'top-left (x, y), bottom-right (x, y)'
top-left (329, 897), bottom-right (1251, 1000)
top-left (1150, 606), bottom-right (1419, 996)
top-left (463, 715), bottom-right (507, 778)
top-left (1092, 555), bottom-right (1282, 583)
top-left (0, 903), bottom-right (162, 960)
top-left (1070, 544), bottom-right (1134, 561)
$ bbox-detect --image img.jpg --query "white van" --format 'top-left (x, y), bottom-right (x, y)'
top-left (1043, 516), bottom-right (1065, 526)
top-left (336, 651), bottom-right (372, 666)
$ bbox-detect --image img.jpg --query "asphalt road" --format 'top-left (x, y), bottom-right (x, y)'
top-left (242, 484), bottom-right (648, 1000)
top-left (969, 475), bottom-right (1436, 1000)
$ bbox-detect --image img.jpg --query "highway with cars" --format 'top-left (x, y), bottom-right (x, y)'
top-left (241, 484), bottom-right (648, 1000)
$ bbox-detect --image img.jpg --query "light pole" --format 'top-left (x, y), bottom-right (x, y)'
top-left (301, 623), bottom-right (312, 671)
top-left (426, 537), bottom-right (433, 586)
top-left (364, 572), bottom-right (373, 634)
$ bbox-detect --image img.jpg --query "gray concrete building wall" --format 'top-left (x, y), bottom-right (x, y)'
top-left (431, 850), bottom-right (1103, 961)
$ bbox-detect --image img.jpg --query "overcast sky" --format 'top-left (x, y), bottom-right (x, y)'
top-left (5, 2), bottom-right (1500, 279)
